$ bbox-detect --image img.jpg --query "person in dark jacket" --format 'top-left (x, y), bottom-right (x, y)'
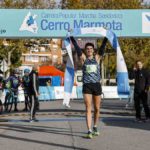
top-left (22, 68), bottom-right (31, 111)
top-left (5, 69), bottom-right (20, 112)
top-left (129, 60), bottom-right (150, 122)
top-left (0, 75), bottom-right (4, 114)
top-left (29, 65), bottom-right (39, 122)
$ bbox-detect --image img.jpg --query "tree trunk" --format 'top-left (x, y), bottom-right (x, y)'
top-left (6, 49), bottom-right (14, 78)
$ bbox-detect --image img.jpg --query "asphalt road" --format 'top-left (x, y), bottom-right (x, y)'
top-left (0, 99), bottom-right (150, 150)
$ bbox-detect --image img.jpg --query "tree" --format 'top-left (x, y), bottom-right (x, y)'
top-left (0, 39), bottom-right (27, 76)
top-left (0, 0), bottom-right (56, 9)
top-left (62, 0), bottom-right (142, 9)
top-left (62, 0), bottom-right (150, 78)
top-left (0, 0), bottom-right (56, 76)
top-left (119, 38), bottom-right (150, 70)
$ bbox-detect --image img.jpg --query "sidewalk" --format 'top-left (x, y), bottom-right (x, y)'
top-left (0, 100), bottom-right (150, 150)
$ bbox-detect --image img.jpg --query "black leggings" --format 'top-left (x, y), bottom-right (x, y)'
top-left (134, 91), bottom-right (150, 119)
top-left (30, 94), bottom-right (39, 119)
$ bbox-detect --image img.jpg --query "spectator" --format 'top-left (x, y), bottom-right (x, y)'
top-left (5, 69), bottom-right (20, 111)
top-left (0, 75), bottom-right (4, 114)
top-left (29, 65), bottom-right (39, 122)
top-left (46, 79), bottom-right (51, 86)
top-left (22, 68), bottom-right (31, 111)
top-left (129, 60), bottom-right (150, 122)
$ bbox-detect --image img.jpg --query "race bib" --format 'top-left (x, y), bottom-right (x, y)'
top-left (13, 79), bottom-right (19, 85)
top-left (86, 65), bottom-right (97, 73)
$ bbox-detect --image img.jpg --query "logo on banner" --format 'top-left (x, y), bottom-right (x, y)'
top-left (142, 12), bottom-right (150, 33)
top-left (19, 12), bottom-right (38, 33)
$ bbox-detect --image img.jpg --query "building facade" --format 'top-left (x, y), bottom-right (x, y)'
top-left (21, 39), bottom-right (62, 67)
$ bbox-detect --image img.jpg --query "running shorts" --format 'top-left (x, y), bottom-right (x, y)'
top-left (82, 82), bottom-right (102, 96)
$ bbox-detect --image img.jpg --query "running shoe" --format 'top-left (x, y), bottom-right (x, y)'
top-left (86, 131), bottom-right (93, 139)
top-left (29, 117), bottom-right (38, 122)
top-left (29, 119), bottom-right (34, 123)
top-left (63, 103), bottom-right (71, 109)
top-left (135, 118), bottom-right (143, 123)
top-left (92, 127), bottom-right (99, 136)
top-left (143, 117), bottom-right (150, 123)
top-left (14, 108), bottom-right (18, 112)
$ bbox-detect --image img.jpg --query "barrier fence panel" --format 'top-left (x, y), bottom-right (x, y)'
top-left (39, 86), bottom-right (55, 101)
top-left (76, 86), bottom-right (83, 99)
top-left (1, 86), bottom-right (133, 103)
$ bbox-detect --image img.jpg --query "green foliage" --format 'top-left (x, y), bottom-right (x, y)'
top-left (97, 37), bottom-right (150, 78)
top-left (0, 39), bottom-right (26, 68)
top-left (64, 0), bottom-right (141, 9)
top-left (0, 0), bottom-right (56, 9)
top-left (0, 0), bottom-right (149, 78)
top-left (0, 0), bottom-right (56, 72)
top-left (119, 38), bottom-right (150, 70)
top-left (64, 0), bottom-right (150, 78)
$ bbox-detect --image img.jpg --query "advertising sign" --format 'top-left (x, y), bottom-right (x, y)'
top-left (0, 9), bottom-right (150, 38)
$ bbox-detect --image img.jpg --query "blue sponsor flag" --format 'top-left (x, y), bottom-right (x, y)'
top-left (63, 36), bottom-right (75, 107)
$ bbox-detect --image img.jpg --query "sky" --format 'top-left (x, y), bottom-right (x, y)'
top-left (141, 0), bottom-right (150, 6)
top-left (144, 0), bottom-right (150, 1)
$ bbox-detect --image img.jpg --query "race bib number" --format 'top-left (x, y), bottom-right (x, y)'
top-left (86, 65), bottom-right (97, 73)
top-left (13, 79), bottom-right (19, 85)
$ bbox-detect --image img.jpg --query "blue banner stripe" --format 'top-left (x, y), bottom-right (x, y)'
top-left (117, 72), bottom-right (130, 95)
top-left (106, 30), bottom-right (119, 49)
top-left (64, 66), bottom-right (75, 93)
top-left (64, 37), bottom-right (70, 47)
top-left (73, 28), bottom-right (81, 36)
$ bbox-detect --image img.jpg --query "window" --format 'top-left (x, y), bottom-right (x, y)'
top-left (40, 56), bottom-right (47, 62)
top-left (32, 56), bottom-right (39, 62)
top-left (52, 55), bottom-right (58, 63)
top-left (25, 56), bottom-right (32, 62)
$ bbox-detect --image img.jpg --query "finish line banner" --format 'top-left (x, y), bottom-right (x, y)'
top-left (0, 9), bottom-right (150, 38)
top-left (63, 27), bottom-right (130, 106)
